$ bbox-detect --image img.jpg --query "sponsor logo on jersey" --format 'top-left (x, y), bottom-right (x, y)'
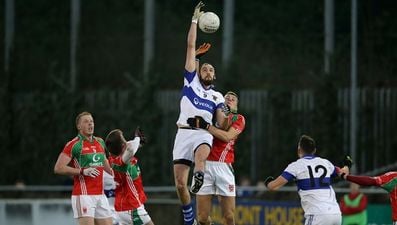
top-left (92, 154), bottom-right (100, 162)
top-left (89, 153), bottom-right (103, 167)
top-left (193, 97), bottom-right (214, 110)
top-left (212, 95), bottom-right (218, 101)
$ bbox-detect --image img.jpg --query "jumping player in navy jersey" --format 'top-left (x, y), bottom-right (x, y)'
top-left (172, 2), bottom-right (228, 225)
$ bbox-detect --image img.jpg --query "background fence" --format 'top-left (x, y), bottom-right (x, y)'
top-left (1, 88), bottom-right (396, 185)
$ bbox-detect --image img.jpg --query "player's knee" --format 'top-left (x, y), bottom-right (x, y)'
top-left (174, 173), bottom-right (187, 186)
top-left (175, 178), bottom-right (188, 193)
top-left (175, 181), bottom-right (187, 191)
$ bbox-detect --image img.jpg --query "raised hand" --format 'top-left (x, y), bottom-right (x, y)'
top-left (221, 103), bottom-right (231, 116)
top-left (264, 176), bottom-right (275, 187)
top-left (343, 155), bottom-right (353, 169)
top-left (134, 126), bottom-right (146, 146)
top-left (192, 1), bottom-right (205, 22)
top-left (196, 43), bottom-right (211, 59)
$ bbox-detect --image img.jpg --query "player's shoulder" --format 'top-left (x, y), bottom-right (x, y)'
top-left (183, 68), bottom-right (197, 78)
top-left (199, 89), bottom-right (224, 104)
top-left (94, 136), bottom-right (106, 145)
top-left (295, 157), bottom-right (317, 167)
top-left (210, 89), bottom-right (223, 96)
top-left (231, 114), bottom-right (246, 130)
top-left (382, 171), bottom-right (397, 178)
top-left (286, 159), bottom-right (301, 169)
top-left (210, 90), bottom-right (225, 102)
top-left (64, 136), bottom-right (80, 148)
top-left (93, 136), bottom-right (104, 142)
top-left (316, 156), bottom-right (333, 164)
top-left (237, 114), bottom-right (246, 123)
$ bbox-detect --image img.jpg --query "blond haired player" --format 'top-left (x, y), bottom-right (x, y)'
top-left (54, 111), bottom-right (113, 225)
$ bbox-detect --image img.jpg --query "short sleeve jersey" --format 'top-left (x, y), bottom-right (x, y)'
top-left (207, 114), bottom-right (246, 163)
top-left (281, 155), bottom-right (341, 215)
top-left (176, 70), bottom-right (225, 126)
top-left (109, 155), bottom-right (147, 211)
top-left (61, 134), bottom-right (107, 195)
top-left (375, 172), bottom-right (397, 221)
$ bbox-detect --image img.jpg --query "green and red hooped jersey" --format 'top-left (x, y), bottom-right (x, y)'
top-left (109, 155), bottom-right (147, 211)
top-left (62, 134), bottom-right (107, 195)
top-left (375, 172), bottom-right (397, 221)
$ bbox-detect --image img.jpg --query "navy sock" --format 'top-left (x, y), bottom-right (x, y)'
top-left (182, 203), bottom-right (195, 225)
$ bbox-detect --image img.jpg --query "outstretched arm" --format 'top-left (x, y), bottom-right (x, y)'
top-left (121, 137), bottom-right (141, 164)
top-left (266, 176), bottom-right (288, 191)
top-left (121, 127), bottom-right (146, 164)
top-left (345, 174), bottom-right (378, 186)
top-left (185, 2), bottom-right (204, 72)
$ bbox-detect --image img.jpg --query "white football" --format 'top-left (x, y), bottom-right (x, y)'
top-left (199, 12), bottom-right (220, 33)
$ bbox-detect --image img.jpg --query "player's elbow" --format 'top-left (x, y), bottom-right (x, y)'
top-left (222, 136), bottom-right (234, 142)
top-left (53, 164), bottom-right (63, 175)
top-left (220, 133), bottom-right (237, 142)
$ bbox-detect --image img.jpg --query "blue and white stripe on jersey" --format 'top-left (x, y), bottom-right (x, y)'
top-left (176, 70), bottom-right (225, 127)
top-left (281, 155), bottom-right (337, 190)
top-left (281, 155), bottom-right (341, 216)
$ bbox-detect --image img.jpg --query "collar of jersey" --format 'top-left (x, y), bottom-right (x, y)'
top-left (200, 82), bottom-right (214, 90)
top-left (78, 133), bottom-right (94, 142)
top-left (302, 154), bottom-right (316, 159)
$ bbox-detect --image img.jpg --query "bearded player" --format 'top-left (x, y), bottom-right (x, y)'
top-left (172, 2), bottom-right (228, 225)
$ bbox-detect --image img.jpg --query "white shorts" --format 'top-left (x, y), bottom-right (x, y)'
top-left (71, 195), bottom-right (112, 219)
top-left (117, 205), bottom-right (152, 225)
top-left (196, 161), bottom-right (236, 197)
top-left (173, 128), bottom-right (213, 164)
top-left (106, 196), bottom-right (120, 225)
top-left (305, 214), bottom-right (341, 225)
